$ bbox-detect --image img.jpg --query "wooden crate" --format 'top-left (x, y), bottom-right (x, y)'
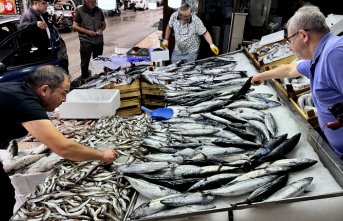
top-left (141, 81), bottom-right (166, 96)
top-left (107, 79), bottom-right (141, 93)
top-left (116, 106), bottom-right (142, 116)
top-left (260, 54), bottom-right (297, 71)
top-left (272, 79), bottom-right (310, 100)
top-left (244, 40), bottom-right (297, 71)
top-left (243, 47), bottom-right (260, 70)
top-left (289, 91), bottom-right (318, 128)
top-left (120, 97), bottom-right (141, 109)
top-left (142, 94), bottom-right (166, 107)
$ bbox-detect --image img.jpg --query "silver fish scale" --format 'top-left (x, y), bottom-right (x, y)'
top-left (15, 160), bottom-right (133, 220)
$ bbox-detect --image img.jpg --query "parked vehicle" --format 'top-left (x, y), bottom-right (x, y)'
top-left (131, 0), bottom-right (148, 10)
top-left (123, 0), bottom-right (137, 11)
top-left (52, 0), bottom-right (76, 31)
top-left (0, 15), bottom-right (69, 83)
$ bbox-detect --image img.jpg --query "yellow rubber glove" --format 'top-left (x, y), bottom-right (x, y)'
top-left (210, 44), bottom-right (219, 55)
top-left (161, 39), bottom-right (169, 49)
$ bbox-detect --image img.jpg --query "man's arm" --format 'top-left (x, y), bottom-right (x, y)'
top-left (202, 31), bottom-right (219, 55)
top-left (96, 21), bottom-right (106, 35)
top-left (161, 25), bottom-right (172, 49)
top-left (22, 119), bottom-right (118, 164)
top-left (72, 21), bottom-right (97, 37)
top-left (251, 63), bottom-right (301, 85)
top-left (20, 11), bottom-right (47, 29)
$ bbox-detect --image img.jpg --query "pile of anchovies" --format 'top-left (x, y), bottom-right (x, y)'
top-left (79, 115), bottom-right (151, 156)
top-left (13, 161), bottom-right (132, 220)
top-left (22, 111), bottom-right (95, 143)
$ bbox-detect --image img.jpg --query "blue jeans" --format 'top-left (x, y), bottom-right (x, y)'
top-left (171, 50), bottom-right (198, 63)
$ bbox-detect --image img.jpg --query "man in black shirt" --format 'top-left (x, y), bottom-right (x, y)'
top-left (72, 0), bottom-right (106, 83)
top-left (0, 65), bottom-right (118, 219)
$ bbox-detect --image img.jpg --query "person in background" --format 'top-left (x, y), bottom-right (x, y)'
top-left (162, 3), bottom-right (219, 63)
top-left (72, 0), bottom-right (106, 84)
top-left (0, 65), bottom-right (118, 219)
top-left (251, 6), bottom-right (343, 160)
top-left (20, 0), bottom-right (48, 29)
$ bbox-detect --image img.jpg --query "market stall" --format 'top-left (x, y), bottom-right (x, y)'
top-left (8, 50), bottom-right (343, 221)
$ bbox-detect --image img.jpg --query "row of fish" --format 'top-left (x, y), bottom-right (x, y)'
top-left (123, 54), bottom-right (319, 219)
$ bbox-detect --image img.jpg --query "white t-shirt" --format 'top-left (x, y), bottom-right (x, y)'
top-left (168, 11), bottom-right (207, 54)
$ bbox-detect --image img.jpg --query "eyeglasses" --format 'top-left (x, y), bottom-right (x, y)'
top-left (179, 14), bottom-right (191, 22)
top-left (286, 29), bottom-right (310, 42)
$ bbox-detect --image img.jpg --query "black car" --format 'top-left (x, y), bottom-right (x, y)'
top-left (0, 15), bottom-right (69, 83)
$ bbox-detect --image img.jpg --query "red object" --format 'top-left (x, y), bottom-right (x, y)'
top-left (0, 0), bottom-right (16, 15)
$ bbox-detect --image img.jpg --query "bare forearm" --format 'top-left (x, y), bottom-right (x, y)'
top-left (164, 26), bottom-right (171, 40)
top-left (256, 64), bottom-right (300, 81)
top-left (203, 31), bottom-right (214, 45)
top-left (58, 140), bottom-right (103, 161)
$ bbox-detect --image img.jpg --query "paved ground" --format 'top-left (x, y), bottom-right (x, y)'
top-left (61, 8), bottom-right (163, 80)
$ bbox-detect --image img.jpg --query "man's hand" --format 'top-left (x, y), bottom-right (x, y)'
top-left (251, 74), bottom-right (264, 86)
top-left (210, 44), bottom-right (219, 55)
top-left (100, 148), bottom-right (119, 164)
top-left (161, 39), bottom-right (168, 49)
top-left (96, 29), bottom-right (103, 35)
top-left (37, 21), bottom-right (48, 29)
top-left (87, 30), bottom-right (98, 37)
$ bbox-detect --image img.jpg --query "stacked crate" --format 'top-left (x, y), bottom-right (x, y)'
top-left (141, 82), bottom-right (166, 108)
top-left (244, 40), bottom-right (297, 71)
top-left (106, 79), bottom-right (142, 116)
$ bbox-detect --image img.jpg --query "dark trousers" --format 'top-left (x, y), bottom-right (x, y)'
top-left (80, 41), bottom-right (104, 79)
top-left (0, 162), bottom-right (16, 220)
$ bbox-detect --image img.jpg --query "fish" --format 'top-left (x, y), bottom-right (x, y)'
top-left (200, 113), bottom-right (232, 125)
top-left (261, 133), bottom-right (301, 161)
top-left (188, 173), bottom-right (241, 192)
top-left (7, 139), bottom-right (18, 159)
top-left (212, 108), bottom-right (248, 123)
top-left (129, 194), bottom-right (180, 219)
top-left (143, 153), bottom-right (184, 163)
top-left (116, 162), bottom-right (172, 174)
top-left (261, 158), bottom-right (318, 172)
top-left (250, 134), bottom-right (288, 160)
top-left (160, 192), bottom-right (216, 207)
top-left (229, 166), bottom-right (290, 184)
top-left (124, 176), bottom-right (180, 199)
top-left (264, 112), bottom-right (278, 137)
top-left (233, 174), bottom-right (289, 205)
top-left (248, 120), bottom-right (271, 142)
top-left (145, 204), bottom-right (216, 218)
top-left (3, 154), bottom-right (47, 174)
top-left (213, 138), bottom-right (262, 149)
top-left (204, 175), bottom-right (278, 196)
top-left (265, 177), bottom-right (313, 201)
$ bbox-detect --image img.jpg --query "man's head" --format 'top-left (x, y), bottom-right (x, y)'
top-left (32, 0), bottom-right (48, 14)
top-left (84, 0), bottom-right (97, 10)
top-left (26, 65), bottom-right (70, 112)
top-left (286, 6), bottom-right (330, 59)
top-left (178, 3), bottom-right (192, 25)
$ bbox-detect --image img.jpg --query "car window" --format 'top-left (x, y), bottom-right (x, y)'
top-left (0, 25), bottom-right (11, 43)
top-left (0, 27), bottom-right (53, 69)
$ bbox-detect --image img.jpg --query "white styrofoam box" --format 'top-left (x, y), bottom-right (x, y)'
top-left (10, 171), bottom-right (51, 195)
top-left (59, 89), bottom-right (120, 119)
top-left (149, 48), bottom-right (169, 62)
top-left (14, 193), bottom-right (30, 213)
